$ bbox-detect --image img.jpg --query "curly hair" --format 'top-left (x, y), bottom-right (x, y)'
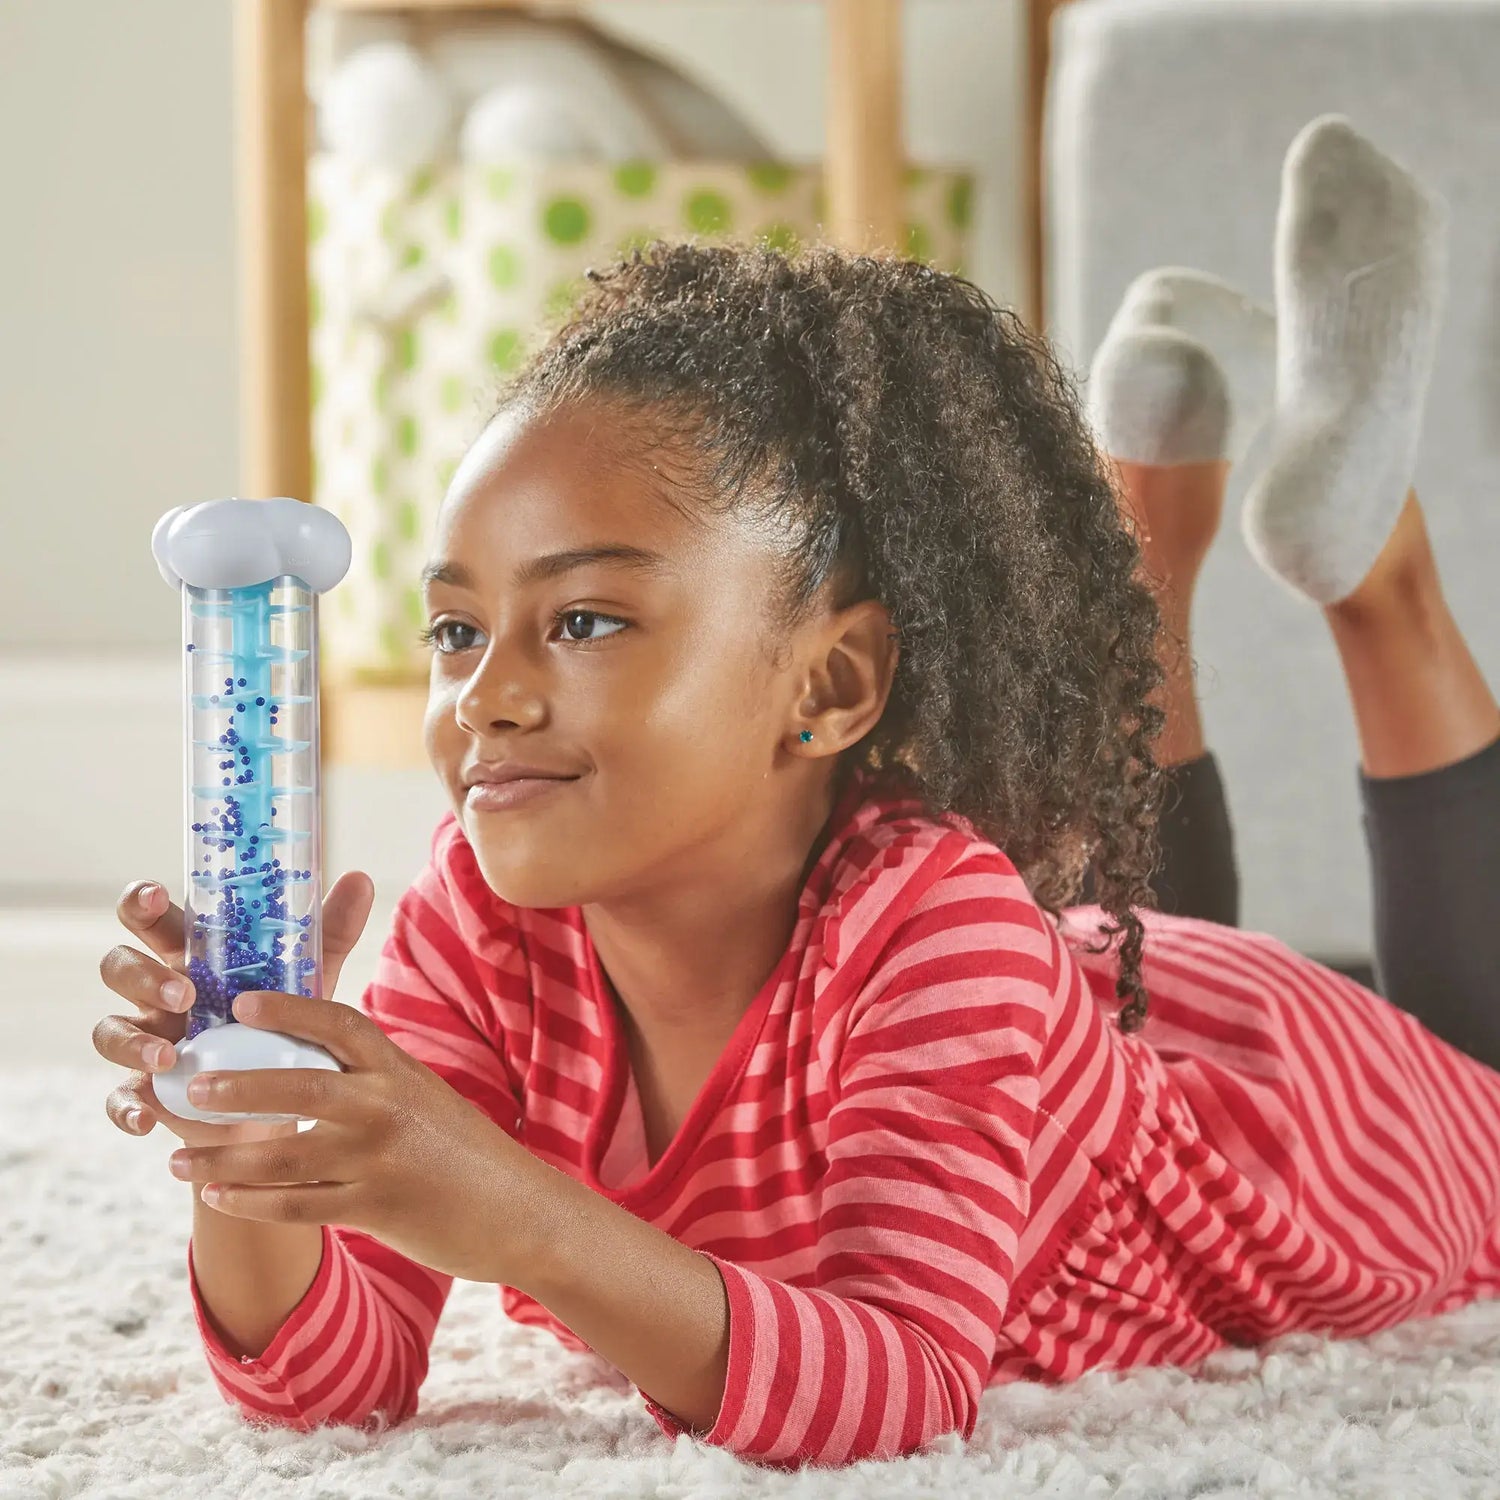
top-left (487, 239), bottom-right (1167, 1035)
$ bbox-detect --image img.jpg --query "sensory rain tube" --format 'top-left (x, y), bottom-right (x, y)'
top-left (149, 497), bottom-right (352, 1125)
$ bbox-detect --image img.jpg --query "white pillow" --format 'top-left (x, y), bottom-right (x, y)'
top-left (318, 41), bottom-right (453, 171)
top-left (427, 20), bottom-right (673, 162)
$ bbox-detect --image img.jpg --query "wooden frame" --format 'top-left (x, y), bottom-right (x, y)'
top-left (237, 0), bottom-right (1052, 766)
top-left (1024, 0), bottom-right (1066, 335)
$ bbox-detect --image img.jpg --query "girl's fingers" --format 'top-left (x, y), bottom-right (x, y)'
top-left (92, 1011), bottom-right (181, 1076)
top-left (115, 881), bottom-right (187, 969)
top-left (322, 871), bottom-right (375, 999)
top-left (98, 943), bottom-right (194, 1028)
top-left (106, 1076), bottom-right (158, 1135)
top-left (112, 873), bottom-right (373, 1001)
top-left (100, 873), bottom-right (373, 1138)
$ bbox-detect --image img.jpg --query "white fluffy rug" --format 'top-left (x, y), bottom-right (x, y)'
top-left (5, 1065), bottom-right (1500, 1499)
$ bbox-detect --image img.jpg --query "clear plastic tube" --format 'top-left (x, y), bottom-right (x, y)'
top-left (182, 575), bottom-right (322, 1037)
top-left (150, 497), bottom-right (349, 1126)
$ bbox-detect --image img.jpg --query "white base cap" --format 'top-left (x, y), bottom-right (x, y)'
top-left (152, 1021), bottom-right (343, 1125)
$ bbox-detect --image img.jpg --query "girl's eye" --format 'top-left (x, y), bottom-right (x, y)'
top-left (417, 611), bottom-right (627, 654)
top-left (554, 609), bottom-right (626, 645)
top-left (419, 620), bottom-right (483, 654)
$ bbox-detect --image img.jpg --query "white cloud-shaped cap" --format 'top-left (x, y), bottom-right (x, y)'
top-left (152, 498), bottom-right (352, 593)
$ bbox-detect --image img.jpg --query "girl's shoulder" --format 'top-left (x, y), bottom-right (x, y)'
top-left (807, 773), bottom-right (1066, 1087)
top-left (820, 765), bottom-right (1037, 892)
top-left (810, 768), bottom-right (1056, 985)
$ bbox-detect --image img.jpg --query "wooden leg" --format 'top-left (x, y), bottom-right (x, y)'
top-left (235, 0), bottom-right (312, 502)
top-left (1023, 0), bottom-right (1063, 331)
top-left (826, 0), bottom-right (904, 255)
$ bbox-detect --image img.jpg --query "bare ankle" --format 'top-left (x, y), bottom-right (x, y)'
top-left (1322, 495), bottom-right (1500, 778)
top-left (1323, 490), bottom-right (1433, 623)
top-left (1112, 457), bottom-right (1229, 597)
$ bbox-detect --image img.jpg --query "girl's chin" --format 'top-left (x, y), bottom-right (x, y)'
top-left (469, 844), bottom-right (584, 911)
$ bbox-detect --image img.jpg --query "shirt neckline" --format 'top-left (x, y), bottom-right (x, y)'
top-left (574, 767), bottom-right (877, 1207)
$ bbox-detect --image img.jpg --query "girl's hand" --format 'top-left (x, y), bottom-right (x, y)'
top-left (94, 873), bottom-right (375, 1149)
top-left (162, 990), bottom-right (541, 1286)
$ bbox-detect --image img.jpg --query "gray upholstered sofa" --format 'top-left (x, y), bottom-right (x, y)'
top-left (1045, 0), bottom-right (1500, 968)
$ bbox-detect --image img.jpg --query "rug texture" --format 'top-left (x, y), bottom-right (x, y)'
top-left (4, 1066), bottom-right (1499, 1498)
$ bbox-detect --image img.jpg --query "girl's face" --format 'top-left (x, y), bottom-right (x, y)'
top-left (421, 399), bottom-right (823, 910)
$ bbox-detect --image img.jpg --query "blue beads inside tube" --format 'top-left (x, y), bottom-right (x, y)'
top-left (183, 579), bottom-right (317, 1041)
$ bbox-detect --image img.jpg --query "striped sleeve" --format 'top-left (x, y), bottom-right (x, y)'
top-left (642, 851), bottom-right (1052, 1466)
top-left (188, 816), bottom-right (525, 1429)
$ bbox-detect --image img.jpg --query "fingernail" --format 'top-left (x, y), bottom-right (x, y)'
top-left (125, 1108), bottom-right (144, 1132)
top-left (162, 979), bottom-right (189, 1009)
top-left (138, 884), bottom-right (161, 909)
top-left (148, 1042), bottom-right (174, 1069)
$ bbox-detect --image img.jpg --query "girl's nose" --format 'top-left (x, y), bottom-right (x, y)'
top-left (454, 653), bottom-right (546, 736)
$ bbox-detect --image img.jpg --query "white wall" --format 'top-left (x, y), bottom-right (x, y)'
top-left (0, 0), bottom-right (238, 654)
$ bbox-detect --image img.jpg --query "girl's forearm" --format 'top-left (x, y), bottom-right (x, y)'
top-left (190, 1196), bottom-right (325, 1358)
top-left (188, 1126), bottom-right (324, 1359)
top-left (507, 1157), bottom-right (730, 1435)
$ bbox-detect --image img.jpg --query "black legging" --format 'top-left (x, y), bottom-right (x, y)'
top-left (1081, 734), bottom-right (1500, 1072)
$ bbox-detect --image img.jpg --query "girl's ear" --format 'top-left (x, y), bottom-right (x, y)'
top-left (798, 599), bottom-right (898, 752)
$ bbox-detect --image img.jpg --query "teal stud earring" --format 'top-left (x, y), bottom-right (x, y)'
top-left (799, 729), bottom-right (813, 742)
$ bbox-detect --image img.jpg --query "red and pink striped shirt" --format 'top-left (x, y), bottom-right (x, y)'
top-left (188, 765), bottom-right (1500, 1467)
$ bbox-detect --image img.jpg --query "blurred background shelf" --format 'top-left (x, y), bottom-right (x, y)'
top-left (242, 0), bottom-right (913, 505)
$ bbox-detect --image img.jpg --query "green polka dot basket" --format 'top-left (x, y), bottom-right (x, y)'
top-left (308, 156), bottom-right (974, 680)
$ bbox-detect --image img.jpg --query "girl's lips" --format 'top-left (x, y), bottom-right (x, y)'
top-left (465, 775), bottom-right (578, 812)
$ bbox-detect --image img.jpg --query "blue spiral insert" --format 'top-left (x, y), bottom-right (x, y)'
top-left (182, 577), bottom-right (323, 1041)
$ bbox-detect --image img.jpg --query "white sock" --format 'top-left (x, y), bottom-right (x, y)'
top-left (1109, 268), bottom-right (1277, 466)
top-left (1241, 114), bottom-right (1449, 606)
top-left (1087, 324), bottom-right (1230, 466)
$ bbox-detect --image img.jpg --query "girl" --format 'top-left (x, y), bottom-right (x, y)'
top-left (97, 114), bottom-right (1500, 1470)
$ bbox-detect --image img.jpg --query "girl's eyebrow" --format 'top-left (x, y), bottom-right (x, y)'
top-left (420, 545), bottom-right (673, 593)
